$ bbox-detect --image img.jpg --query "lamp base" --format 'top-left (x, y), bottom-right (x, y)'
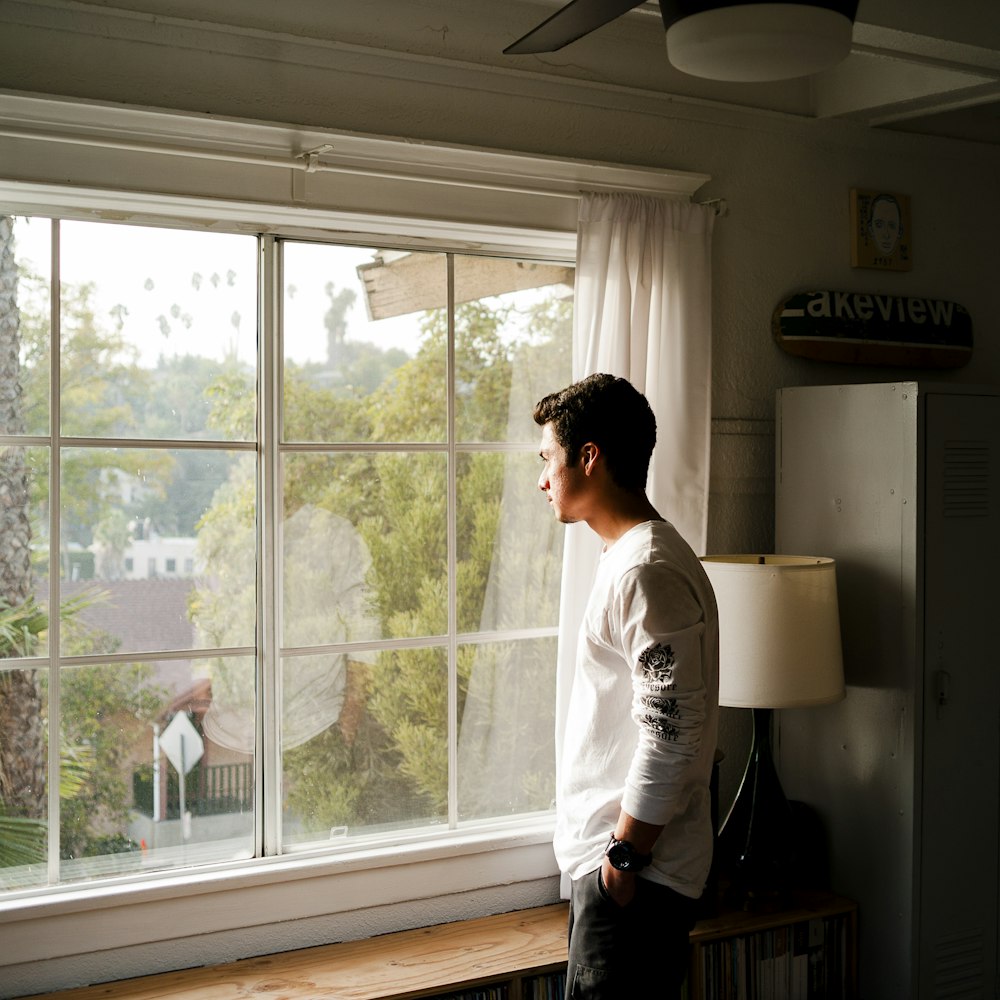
top-left (717, 707), bottom-right (796, 904)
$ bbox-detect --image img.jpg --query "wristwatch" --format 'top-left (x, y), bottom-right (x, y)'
top-left (604, 834), bottom-right (652, 872)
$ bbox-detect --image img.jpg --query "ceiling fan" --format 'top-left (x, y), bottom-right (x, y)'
top-left (504, 0), bottom-right (860, 82)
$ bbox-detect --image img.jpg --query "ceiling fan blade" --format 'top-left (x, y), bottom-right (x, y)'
top-left (504, 0), bottom-right (647, 54)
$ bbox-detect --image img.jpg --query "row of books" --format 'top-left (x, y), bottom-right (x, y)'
top-left (525, 971), bottom-right (567, 998)
top-left (697, 914), bottom-right (851, 1000)
top-left (438, 987), bottom-right (507, 1000)
top-left (436, 970), bottom-right (566, 1000)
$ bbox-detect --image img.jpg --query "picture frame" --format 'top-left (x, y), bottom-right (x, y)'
top-left (850, 188), bottom-right (912, 271)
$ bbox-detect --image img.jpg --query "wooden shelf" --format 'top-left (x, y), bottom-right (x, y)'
top-left (693, 891), bottom-right (857, 942)
top-left (30, 892), bottom-right (856, 1000)
top-left (28, 904), bottom-right (569, 1000)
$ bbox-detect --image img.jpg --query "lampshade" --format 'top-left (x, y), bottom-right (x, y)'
top-left (701, 555), bottom-right (845, 708)
top-left (664, 3), bottom-right (856, 82)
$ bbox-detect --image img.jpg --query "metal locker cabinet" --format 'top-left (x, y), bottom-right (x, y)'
top-left (774, 381), bottom-right (1000, 999)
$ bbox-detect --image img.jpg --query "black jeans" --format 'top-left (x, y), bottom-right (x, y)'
top-left (566, 868), bottom-right (696, 999)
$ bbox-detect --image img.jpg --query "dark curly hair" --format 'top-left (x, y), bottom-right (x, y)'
top-left (533, 373), bottom-right (656, 493)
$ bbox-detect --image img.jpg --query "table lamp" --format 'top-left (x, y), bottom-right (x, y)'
top-left (700, 555), bottom-right (845, 902)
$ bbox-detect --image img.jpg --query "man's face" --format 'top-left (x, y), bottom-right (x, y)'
top-left (869, 199), bottom-right (901, 255)
top-left (537, 422), bottom-right (588, 524)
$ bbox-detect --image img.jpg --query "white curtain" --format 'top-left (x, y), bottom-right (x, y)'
top-left (555, 193), bottom-right (715, 888)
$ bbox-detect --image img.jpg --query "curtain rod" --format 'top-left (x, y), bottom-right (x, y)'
top-left (0, 127), bottom-right (714, 204)
top-left (1, 127), bottom-right (717, 206)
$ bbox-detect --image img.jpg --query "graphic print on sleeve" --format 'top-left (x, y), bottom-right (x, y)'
top-left (637, 643), bottom-right (681, 742)
top-left (638, 642), bottom-right (676, 688)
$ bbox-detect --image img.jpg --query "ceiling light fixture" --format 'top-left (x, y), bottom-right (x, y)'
top-left (504, 0), bottom-right (860, 83)
top-left (662, 1), bottom-right (859, 82)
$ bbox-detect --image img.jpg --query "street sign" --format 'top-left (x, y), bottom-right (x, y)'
top-left (159, 712), bottom-right (204, 776)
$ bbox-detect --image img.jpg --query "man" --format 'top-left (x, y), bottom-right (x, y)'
top-left (534, 373), bottom-right (719, 998)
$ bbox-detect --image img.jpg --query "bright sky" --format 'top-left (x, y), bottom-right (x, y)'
top-left (12, 217), bottom-right (420, 368)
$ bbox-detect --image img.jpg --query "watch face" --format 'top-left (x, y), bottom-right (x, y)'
top-left (606, 838), bottom-right (650, 871)
top-left (608, 843), bottom-right (634, 870)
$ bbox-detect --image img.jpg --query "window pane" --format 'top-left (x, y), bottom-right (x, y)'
top-left (457, 451), bottom-right (564, 633)
top-left (58, 656), bottom-right (254, 886)
top-left (5, 217), bottom-right (50, 437)
top-left (282, 452), bottom-right (447, 642)
top-left (282, 243), bottom-right (446, 444)
top-left (0, 665), bottom-right (49, 891)
top-left (199, 655), bottom-right (256, 783)
top-left (61, 447), bottom-right (256, 655)
top-left (281, 645), bottom-right (447, 847)
top-left (59, 221), bottom-right (257, 441)
top-left (282, 502), bottom-right (380, 648)
top-left (457, 637), bottom-right (557, 822)
top-left (453, 254), bottom-right (573, 444)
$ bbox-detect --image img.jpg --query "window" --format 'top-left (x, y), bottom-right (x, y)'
top-left (0, 216), bottom-right (572, 894)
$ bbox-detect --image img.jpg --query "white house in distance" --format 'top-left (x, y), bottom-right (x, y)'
top-left (88, 513), bottom-right (201, 582)
top-left (119, 535), bottom-right (199, 580)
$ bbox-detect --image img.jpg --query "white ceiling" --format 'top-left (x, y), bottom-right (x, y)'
top-left (503, 0), bottom-right (1000, 145)
top-left (1, 0), bottom-right (997, 148)
top-left (816, 0), bottom-right (1000, 145)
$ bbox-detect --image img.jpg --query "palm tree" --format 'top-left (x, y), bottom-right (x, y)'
top-left (0, 600), bottom-right (48, 866)
top-left (0, 595), bottom-right (101, 868)
top-left (0, 214), bottom-right (46, 822)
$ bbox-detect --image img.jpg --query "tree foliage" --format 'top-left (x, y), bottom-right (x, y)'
top-left (58, 661), bottom-right (163, 860)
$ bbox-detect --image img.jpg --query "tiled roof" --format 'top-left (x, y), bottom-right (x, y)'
top-left (55, 578), bottom-right (197, 655)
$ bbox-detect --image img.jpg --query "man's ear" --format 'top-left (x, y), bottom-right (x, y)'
top-left (581, 442), bottom-right (600, 475)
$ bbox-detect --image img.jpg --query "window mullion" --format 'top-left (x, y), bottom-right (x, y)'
top-left (446, 253), bottom-right (458, 830)
top-left (46, 217), bottom-right (61, 883)
top-left (259, 234), bottom-right (282, 857)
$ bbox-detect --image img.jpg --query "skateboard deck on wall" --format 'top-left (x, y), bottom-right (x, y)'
top-left (773, 290), bottom-right (972, 368)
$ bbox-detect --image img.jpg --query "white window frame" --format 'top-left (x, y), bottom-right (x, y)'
top-left (0, 93), bottom-right (709, 997)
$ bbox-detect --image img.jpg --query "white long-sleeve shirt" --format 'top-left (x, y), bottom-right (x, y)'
top-left (553, 520), bottom-right (719, 899)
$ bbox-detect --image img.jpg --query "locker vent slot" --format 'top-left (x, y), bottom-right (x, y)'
top-left (933, 928), bottom-right (984, 997)
top-left (943, 441), bottom-right (990, 517)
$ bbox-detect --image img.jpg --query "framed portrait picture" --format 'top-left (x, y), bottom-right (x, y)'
top-left (851, 188), bottom-right (911, 271)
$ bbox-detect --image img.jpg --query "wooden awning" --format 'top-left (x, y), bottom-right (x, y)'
top-left (357, 250), bottom-right (573, 320)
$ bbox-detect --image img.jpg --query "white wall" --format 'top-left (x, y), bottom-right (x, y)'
top-left (1, 1), bottom-right (998, 992)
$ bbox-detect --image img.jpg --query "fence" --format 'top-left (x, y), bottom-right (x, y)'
top-left (133, 760), bottom-right (253, 819)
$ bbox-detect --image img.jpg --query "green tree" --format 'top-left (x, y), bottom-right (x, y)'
top-left (93, 510), bottom-right (131, 581)
top-left (122, 354), bottom-right (246, 537)
top-left (58, 660), bottom-right (162, 860)
top-left (186, 454), bottom-right (256, 651)
top-left (358, 298), bottom-right (567, 813)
